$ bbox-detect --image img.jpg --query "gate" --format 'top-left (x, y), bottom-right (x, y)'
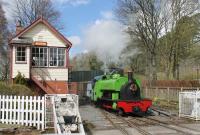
top-left (179, 90), bottom-right (200, 120)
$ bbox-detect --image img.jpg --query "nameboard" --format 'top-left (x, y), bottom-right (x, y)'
top-left (33, 41), bottom-right (47, 46)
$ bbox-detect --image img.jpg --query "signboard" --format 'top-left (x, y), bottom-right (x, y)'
top-left (33, 41), bottom-right (47, 46)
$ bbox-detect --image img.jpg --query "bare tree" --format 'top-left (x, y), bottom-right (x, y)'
top-left (170, 0), bottom-right (199, 79)
top-left (116, 0), bottom-right (166, 80)
top-left (0, 2), bottom-right (9, 80)
top-left (116, 0), bottom-right (200, 80)
top-left (160, 0), bottom-right (199, 79)
top-left (13, 0), bottom-right (61, 28)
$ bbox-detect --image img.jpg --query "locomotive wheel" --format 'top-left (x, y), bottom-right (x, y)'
top-left (117, 108), bottom-right (124, 116)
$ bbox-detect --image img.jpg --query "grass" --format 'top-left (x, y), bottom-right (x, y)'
top-left (0, 81), bottom-right (34, 96)
top-left (0, 123), bottom-right (40, 135)
top-left (152, 98), bottom-right (179, 111)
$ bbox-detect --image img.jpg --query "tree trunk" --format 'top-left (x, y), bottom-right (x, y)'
top-left (151, 52), bottom-right (157, 80)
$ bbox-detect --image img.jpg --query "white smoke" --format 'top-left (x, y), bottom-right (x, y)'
top-left (82, 11), bottom-right (129, 65)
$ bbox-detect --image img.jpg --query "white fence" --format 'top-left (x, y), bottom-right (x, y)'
top-left (179, 91), bottom-right (200, 120)
top-left (0, 95), bottom-right (45, 130)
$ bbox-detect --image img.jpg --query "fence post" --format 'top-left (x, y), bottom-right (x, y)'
top-left (25, 96), bottom-right (28, 126)
top-left (9, 95), bottom-right (13, 124)
top-left (145, 87), bottom-right (148, 98)
top-left (42, 96), bottom-right (45, 130)
top-left (33, 96), bottom-right (36, 127)
top-left (21, 96), bottom-right (24, 125)
top-left (167, 87), bottom-right (170, 103)
top-left (156, 87), bottom-right (158, 99)
top-left (196, 91), bottom-right (198, 120)
top-left (30, 96), bottom-right (33, 126)
top-left (5, 95), bottom-right (9, 124)
top-left (37, 96), bottom-right (40, 130)
top-left (17, 96), bottom-right (20, 124)
top-left (179, 92), bottom-right (181, 118)
top-left (13, 96), bottom-right (16, 124)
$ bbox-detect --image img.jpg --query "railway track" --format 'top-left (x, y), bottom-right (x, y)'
top-left (100, 109), bottom-right (130, 135)
top-left (100, 109), bottom-right (152, 135)
top-left (100, 108), bottom-right (200, 135)
top-left (133, 115), bottom-right (200, 135)
top-left (119, 116), bottom-right (152, 135)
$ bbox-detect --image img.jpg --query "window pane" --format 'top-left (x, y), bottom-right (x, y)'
top-left (22, 57), bottom-right (25, 61)
top-left (22, 47), bottom-right (25, 52)
top-left (17, 47), bottom-right (21, 52)
top-left (32, 48), bottom-right (35, 53)
top-left (16, 47), bottom-right (26, 62)
top-left (58, 61), bottom-right (64, 66)
top-left (49, 48), bottom-right (66, 67)
top-left (44, 48), bottom-right (47, 53)
top-left (36, 48), bottom-right (39, 53)
top-left (32, 47), bottom-right (47, 67)
top-left (40, 48), bottom-right (43, 53)
top-left (17, 52), bottom-right (21, 57)
top-left (22, 52), bottom-right (25, 57)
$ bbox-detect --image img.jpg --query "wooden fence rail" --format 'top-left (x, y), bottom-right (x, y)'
top-left (0, 95), bottom-right (45, 130)
top-left (142, 87), bottom-right (200, 102)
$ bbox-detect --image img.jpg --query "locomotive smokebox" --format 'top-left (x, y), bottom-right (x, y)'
top-left (128, 71), bottom-right (133, 83)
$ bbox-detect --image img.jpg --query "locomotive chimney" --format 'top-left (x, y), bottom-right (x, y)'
top-left (128, 71), bottom-right (133, 83)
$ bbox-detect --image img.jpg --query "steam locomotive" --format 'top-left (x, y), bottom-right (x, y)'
top-left (92, 70), bottom-right (152, 115)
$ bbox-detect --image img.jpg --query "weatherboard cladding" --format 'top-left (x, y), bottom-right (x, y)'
top-left (31, 68), bottom-right (68, 81)
top-left (10, 17), bottom-right (72, 48)
top-left (12, 46), bottom-right (30, 78)
top-left (22, 23), bottom-right (67, 47)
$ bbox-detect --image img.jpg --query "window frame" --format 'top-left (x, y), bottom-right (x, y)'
top-left (49, 47), bottom-right (66, 67)
top-left (15, 46), bottom-right (27, 64)
top-left (31, 46), bottom-right (66, 68)
top-left (32, 47), bottom-right (48, 67)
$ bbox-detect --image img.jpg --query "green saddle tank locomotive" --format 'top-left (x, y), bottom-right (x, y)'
top-left (92, 71), bottom-right (152, 115)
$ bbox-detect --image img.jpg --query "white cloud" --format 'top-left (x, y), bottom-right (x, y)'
top-left (100, 11), bottom-right (114, 20)
top-left (82, 49), bottom-right (88, 54)
top-left (82, 18), bottom-right (129, 64)
top-left (54, 0), bottom-right (90, 6)
top-left (68, 36), bottom-right (81, 46)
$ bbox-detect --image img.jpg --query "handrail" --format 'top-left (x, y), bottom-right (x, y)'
top-left (31, 65), bottom-right (57, 93)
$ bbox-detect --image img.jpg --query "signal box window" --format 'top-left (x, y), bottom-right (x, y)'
top-left (49, 48), bottom-right (65, 67)
top-left (16, 46), bottom-right (26, 63)
top-left (32, 47), bottom-right (48, 67)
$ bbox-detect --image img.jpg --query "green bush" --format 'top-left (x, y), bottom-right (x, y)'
top-left (0, 82), bottom-right (34, 96)
top-left (14, 72), bottom-right (28, 86)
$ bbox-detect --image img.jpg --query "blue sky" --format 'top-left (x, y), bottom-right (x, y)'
top-left (2, 0), bottom-right (129, 60)
top-left (52, 0), bottom-right (125, 57)
top-left (58, 0), bottom-right (117, 36)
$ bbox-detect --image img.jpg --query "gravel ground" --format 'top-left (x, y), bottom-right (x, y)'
top-left (80, 105), bottom-right (200, 135)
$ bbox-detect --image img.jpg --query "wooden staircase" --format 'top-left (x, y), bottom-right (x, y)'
top-left (31, 76), bottom-right (55, 94)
